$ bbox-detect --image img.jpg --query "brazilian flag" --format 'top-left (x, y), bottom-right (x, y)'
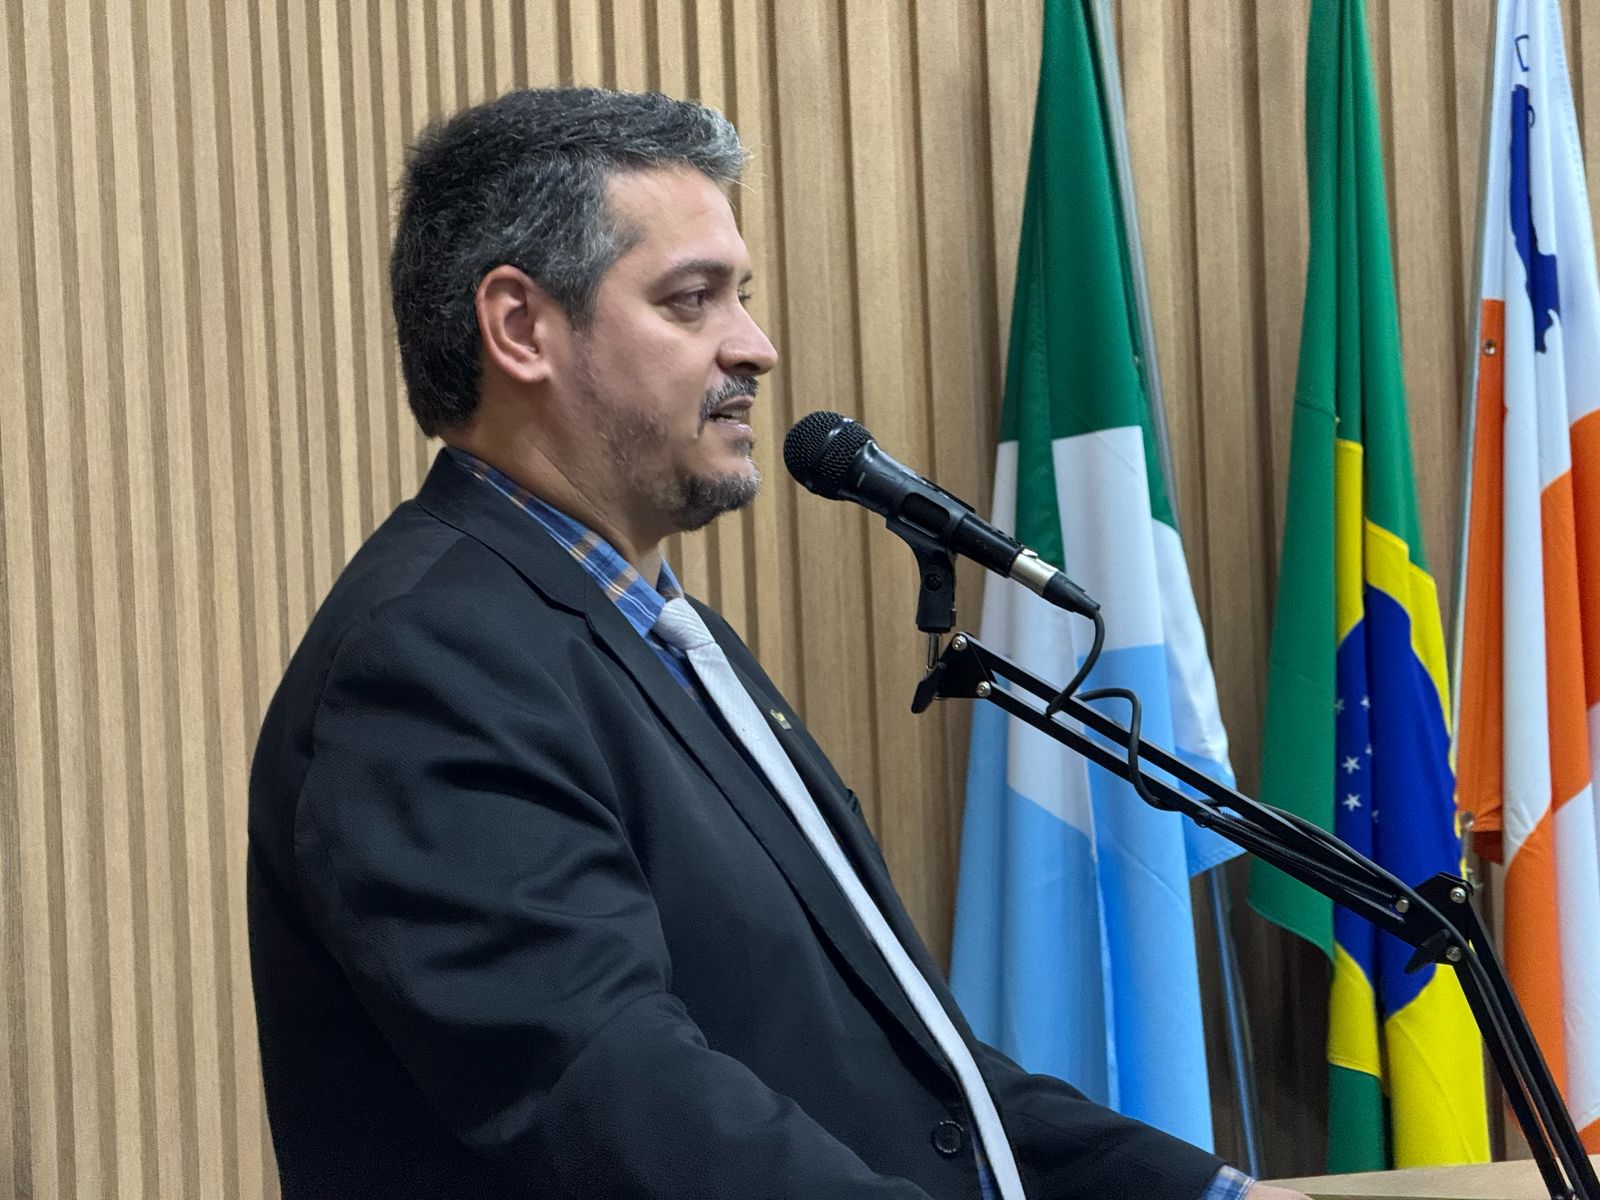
top-left (1246, 0), bottom-right (1488, 1171)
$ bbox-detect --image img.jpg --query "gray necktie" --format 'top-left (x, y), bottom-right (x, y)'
top-left (652, 596), bottom-right (1026, 1200)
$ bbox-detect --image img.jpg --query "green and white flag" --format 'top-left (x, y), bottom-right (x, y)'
top-left (950, 0), bottom-right (1241, 1147)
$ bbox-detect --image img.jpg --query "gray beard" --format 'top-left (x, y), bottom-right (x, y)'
top-left (669, 462), bottom-right (761, 532)
top-left (575, 340), bottom-right (761, 533)
top-left (591, 397), bottom-right (761, 533)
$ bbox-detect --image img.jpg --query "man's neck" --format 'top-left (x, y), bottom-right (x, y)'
top-left (443, 430), bottom-right (666, 581)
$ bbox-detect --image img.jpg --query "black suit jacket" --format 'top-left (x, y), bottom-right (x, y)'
top-left (247, 451), bottom-right (1225, 1199)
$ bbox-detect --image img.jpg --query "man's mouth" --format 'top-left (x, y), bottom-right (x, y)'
top-left (706, 397), bottom-right (754, 425)
top-left (703, 378), bottom-right (758, 427)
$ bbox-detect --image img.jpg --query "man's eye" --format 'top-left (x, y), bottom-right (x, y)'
top-left (672, 288), bottom-right (710, 312)
top-left (737, 290), bottom-right (753, 306)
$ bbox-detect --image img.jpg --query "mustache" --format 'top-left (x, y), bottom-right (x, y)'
top-left (700, 376), bottom-right (759, 421)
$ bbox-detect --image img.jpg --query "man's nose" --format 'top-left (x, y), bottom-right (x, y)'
top-left (722, 307), bottom-right (779, 376)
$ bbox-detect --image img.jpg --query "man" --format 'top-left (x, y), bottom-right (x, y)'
top-left (248, 86), bottom-right (1304, 1199)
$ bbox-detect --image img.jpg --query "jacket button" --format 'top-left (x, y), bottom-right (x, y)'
top-left (931, 1119), bottom-right (965, 1156)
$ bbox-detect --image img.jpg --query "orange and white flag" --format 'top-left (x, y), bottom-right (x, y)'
top-left (1456, 0), bottom-right (1600, 1148)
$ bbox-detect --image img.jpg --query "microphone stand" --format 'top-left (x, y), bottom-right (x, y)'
top-left (915, 629), bottom-right (1600, 1200)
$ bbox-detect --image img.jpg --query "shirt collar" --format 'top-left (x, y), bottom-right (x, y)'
top-left (445, 447), bottom-right (683, 640)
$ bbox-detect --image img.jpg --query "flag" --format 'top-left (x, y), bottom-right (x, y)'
top-left (1455, 0), bottom-right (1600, 1152)
top-left (1246, 0), bottom-right (1488, 1172)
top-left (949, 0), bottom-right (1242, 1150)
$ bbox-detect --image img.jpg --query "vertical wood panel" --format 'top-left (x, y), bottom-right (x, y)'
top-left (730, 0), bottom-right (800, 696)
top-left (981, 0), bottom-right (1041, 355)
top-left (911, 0), bottom-right (997, 947)
top-left (3, 6), bottom-right (65, 1197)
top-left (285, 0), bottom-right (337, 608)
top-left (27, 0), bottom-right (103, 1194)
top-left (1122, 0), bottom-right (1211, 582)
top-left (8, 0), bottom-right (1599, 1188)
top-left (610, 0), bottom-right (649, 90)
top-left (143, 0), bottom-right (229, 1190)
top-left (178, 0), bottom-right (253, 1189)
top-left (1250, 1), bottom-right (1312, 568)
top-left (374, 0), bottom-right (415, 518)
top-left (523, 0), bottom-right (562, 86)
top-left (462, 0), bottom-right (488, 103)
top-left (399, 2), bottom-right (434, 493)
top-left (488, 0), bottom-right (518, 95)
top-left (1188, 0), bottom-right (1273, 791)
top-left (69, 0), bottom-right (144, 1191)
top-left (770, 0), bottom-right (875, 794)
top-left (345, 0), bottom-right (391, 535)
top-left (566, 0), bottom-right (604, 85)
top-left (435, 2), bottom-right (462, 113)
top-left (104, 0), bottom-right (186, 1190)
top-left (654, 0), bottom-right (688, 97)
top-left (257, 0), bottom-right (311, 646)
top-left (839, 0), bottom-right (940, 940)
top-left (219, 4), bottom-right (281, 1194)
top-left (1386, 1), bottom-right (1466, 618)
top-left (0, 25), bottom-right (28, 1190)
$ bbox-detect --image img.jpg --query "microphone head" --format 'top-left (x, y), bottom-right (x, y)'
top-left (783, 411), bottom-right (873, 499)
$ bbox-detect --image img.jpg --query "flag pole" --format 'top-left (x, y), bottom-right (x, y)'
top-left (1090, 0), bottom-right (1263, 1173)
top-left (1447, 0), bottom-right (1509, 1160)
top-left (1447, 0), bottom-right (1504, 760)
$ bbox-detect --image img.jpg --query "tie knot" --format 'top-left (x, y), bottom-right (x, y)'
top-left (654, 596), bottom-right (716, 653)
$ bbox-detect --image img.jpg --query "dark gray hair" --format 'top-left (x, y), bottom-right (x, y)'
top-left (389, 87), bottom-right (746, 435)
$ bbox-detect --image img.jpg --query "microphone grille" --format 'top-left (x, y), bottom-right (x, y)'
top-left (783, 411), bottom-right (872, 499)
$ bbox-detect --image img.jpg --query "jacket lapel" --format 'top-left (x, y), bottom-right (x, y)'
top-left (725, 657), bottom-right (935, 969)
top-left (590, 605), bottom-right (948, 1071)
top-left (413, 452), bottom-right (949, 1074)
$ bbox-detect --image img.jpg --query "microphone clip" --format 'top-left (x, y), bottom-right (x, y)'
top-left (896, 525), bottom-right (957, 636)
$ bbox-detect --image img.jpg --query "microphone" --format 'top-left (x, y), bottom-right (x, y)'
top-left (782, 411), bottom-right (1099, 617)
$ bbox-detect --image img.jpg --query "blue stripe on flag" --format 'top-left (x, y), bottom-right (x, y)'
top-left (952, 642), bottom-right (1217, 1150)
top-left (952, 701), bottom-right (1110, 1106)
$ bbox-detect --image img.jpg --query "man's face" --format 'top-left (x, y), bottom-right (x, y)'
top-left (562, 166), bottom-right (778, 537)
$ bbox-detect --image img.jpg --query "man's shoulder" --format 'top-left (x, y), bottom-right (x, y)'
top-left (333, 499), bottom-right (497, 606)
top-left (314, 502), bottom-right (501, 634)
top-left (282, 500), bottom-right (571, 697)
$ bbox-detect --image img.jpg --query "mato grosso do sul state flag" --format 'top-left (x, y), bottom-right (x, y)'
top-left (1455, 0), bottom-right (1600, 1152)
top-left (1246, 0), bottom-right (1488, 1173)
top-left (949, 0), bottom-right (1241, 1150)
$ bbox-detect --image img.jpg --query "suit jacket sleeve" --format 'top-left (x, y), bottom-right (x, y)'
top-left (978, 1041), bottom-right (1225, 1199)
top-left (292, 591), bottom-right (932, 1199)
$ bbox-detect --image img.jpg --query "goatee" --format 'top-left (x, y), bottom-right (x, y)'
top-left (670, 465), bottom-right (762, 532)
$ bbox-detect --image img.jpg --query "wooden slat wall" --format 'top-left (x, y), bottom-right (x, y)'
top-left (6, 0), bottom-right (1600, 1192)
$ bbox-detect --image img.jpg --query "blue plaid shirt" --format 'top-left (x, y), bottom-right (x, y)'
top-left (447, 449), bottom-right (699, 693)
top-left (451, 448), bottom-right (1254, 1200)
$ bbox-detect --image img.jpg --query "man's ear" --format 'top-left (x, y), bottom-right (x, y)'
top-left (475, 265), bottom-right (563, 387)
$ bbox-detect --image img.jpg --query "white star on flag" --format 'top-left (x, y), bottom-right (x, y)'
top-left (1359, 695), bottom-right (1370, 709)
top-left (1343, 793), bottom-right (1362, 810)
top-left (1334, 697), bottom-right (1345, 714)
top-left (1342, 755), bottom-right (1361, 774)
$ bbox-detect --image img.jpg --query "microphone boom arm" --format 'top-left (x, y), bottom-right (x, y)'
top-left (920, 631), bottom-right (1600, 1200)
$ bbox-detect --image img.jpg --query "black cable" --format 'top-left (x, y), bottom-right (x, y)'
top-left (1044, 607), bottom-right (1105, 718)
top-left (1076, 685), bottom-right (1175, 813)
top-left (1033, 608), bottom-right (1164, 817)
top-left (1032, 605), bottom-right (1403, 900)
